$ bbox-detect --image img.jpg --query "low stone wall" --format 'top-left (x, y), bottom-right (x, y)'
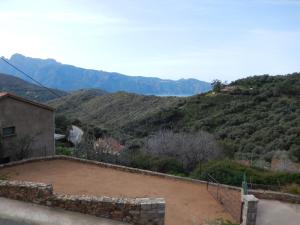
top-left (0, 155), bottom-right (244, 223)
top-left (249, 189), bottom-right (300, 204)
top-left (0, 180), bottom-right (165, 225)
top-left (0, 180), bottom-right (52, 204)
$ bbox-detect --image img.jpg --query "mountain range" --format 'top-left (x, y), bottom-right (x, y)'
top-left (0, 54), bottom-right (211, 96)
top-left (1, 68), bottom-right (299, 168)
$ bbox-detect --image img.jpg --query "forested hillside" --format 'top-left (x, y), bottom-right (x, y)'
top-left (126, 73), bottom-right (300, 160)
top-left (49, 90), bottom-right (179, 133)
top-left (0, 73), bottom-right (67, 102)
top-left (51, 73), bottom-right (300, 162)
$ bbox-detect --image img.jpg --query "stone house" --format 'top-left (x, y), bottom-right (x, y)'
top-left (0, 92), bottom-right (55, 163)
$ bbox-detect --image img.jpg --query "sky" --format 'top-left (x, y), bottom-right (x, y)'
top-left (0, 0), bottom-right (299, 82)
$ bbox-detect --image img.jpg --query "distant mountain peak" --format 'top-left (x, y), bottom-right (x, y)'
top-left (10, 53), bottom-right (57, 64)
top-left (0, 53), bottom-right (212, 96)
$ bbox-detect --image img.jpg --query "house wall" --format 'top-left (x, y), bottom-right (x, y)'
top-left (0, 97), bottom-right (54, 160)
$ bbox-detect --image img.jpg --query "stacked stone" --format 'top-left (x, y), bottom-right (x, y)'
top-left (0, 180), bottom-right (52, 204)
top-left (0, 180), bottom-right (165, 225)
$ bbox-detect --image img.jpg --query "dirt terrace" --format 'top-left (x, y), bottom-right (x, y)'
top-left (0, 159), bottom-right (233, 225)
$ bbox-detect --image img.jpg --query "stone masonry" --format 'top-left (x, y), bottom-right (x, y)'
top-left (0, 180), bottom-right (165, 225)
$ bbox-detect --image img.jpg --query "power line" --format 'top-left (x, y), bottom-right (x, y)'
top-left (0, 56), bottom-right (97, 119)
top-left (1, 56), bottom-right (63, 99)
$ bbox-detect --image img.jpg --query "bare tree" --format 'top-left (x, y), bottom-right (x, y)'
top-left (144, 130), bottom-right (222, 171)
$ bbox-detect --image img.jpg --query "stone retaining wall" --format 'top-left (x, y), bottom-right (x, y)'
top-left (0, 180), bottom-right (165, 225)
top-left (249, 189), bottom-right (300, 204)
top-left (0, 180), bottom-right (52, 204)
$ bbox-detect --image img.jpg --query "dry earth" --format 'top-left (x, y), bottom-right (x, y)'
top-left (0, 159), bottom-right (233, 225)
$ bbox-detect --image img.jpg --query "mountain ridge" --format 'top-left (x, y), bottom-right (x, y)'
top-left (0, 73), bottom-right (67, 102)
top-left (0, 53), bottom-right (211, 95)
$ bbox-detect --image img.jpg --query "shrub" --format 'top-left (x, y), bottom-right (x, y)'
top-left (281, 183), bottom-right (300, 195)
top-left (191, 160), bottom-right (300, 187)
top-left (56, 146), bottom-right (73, 156)
top-left (151, 157), bottom-right (186, 174)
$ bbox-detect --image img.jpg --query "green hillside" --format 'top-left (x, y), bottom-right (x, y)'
top-left (49, 90), bottom-right (180, 133)
top-left (126, 73), bottom-right (300, 159)
top-left (50, 73), bottom-right (300, 161)
top-left (0, 73), bottom-right (67, 102)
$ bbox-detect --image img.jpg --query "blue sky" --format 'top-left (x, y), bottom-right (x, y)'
top-left (0, 0), bottom-right (299, 82)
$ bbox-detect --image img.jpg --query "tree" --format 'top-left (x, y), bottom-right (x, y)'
top-left (144, 130), bottom-right (222, 172)
top-left (55, 115), bottom-right (71, 134)
top-left (211, 79), bottom-right (223, 92)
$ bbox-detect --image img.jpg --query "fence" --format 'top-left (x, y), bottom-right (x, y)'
top-left (206, 174), bottom-right (243, 223)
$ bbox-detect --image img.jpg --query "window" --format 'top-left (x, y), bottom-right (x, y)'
top-left (2, 126), bottom-right (16, 137)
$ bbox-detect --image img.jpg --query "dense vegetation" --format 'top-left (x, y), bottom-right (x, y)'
top-left (192, 160), bottom-right (300, 186)
top-left (49, 90), bottom-right (180, 134)
top-left (123, 73), bottom-right (300, 162)
top-left (52, 73), bottom-right (300, 192)
top-left (0, 73), bottom-right (67, 102)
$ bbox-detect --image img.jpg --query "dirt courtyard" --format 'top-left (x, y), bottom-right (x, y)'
top-left (0, 159), bottom-right (233, 225)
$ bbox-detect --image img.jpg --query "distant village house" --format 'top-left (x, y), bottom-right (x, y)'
top-left (0, 92), bottom-right (55, 163)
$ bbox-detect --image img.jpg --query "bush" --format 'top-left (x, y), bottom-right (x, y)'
top-left (55, 115), bottom-right (71, 133)
top-left (282, 183), bottom-right (300, 195)
top-left (56, 146), bottom-right (73, 156)
top-left (191, 160), bottom-right (300, 187)
top-left (129, 152), bottom-right (186, 175)
top-left (151, 157), bottom-right (186, 174)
